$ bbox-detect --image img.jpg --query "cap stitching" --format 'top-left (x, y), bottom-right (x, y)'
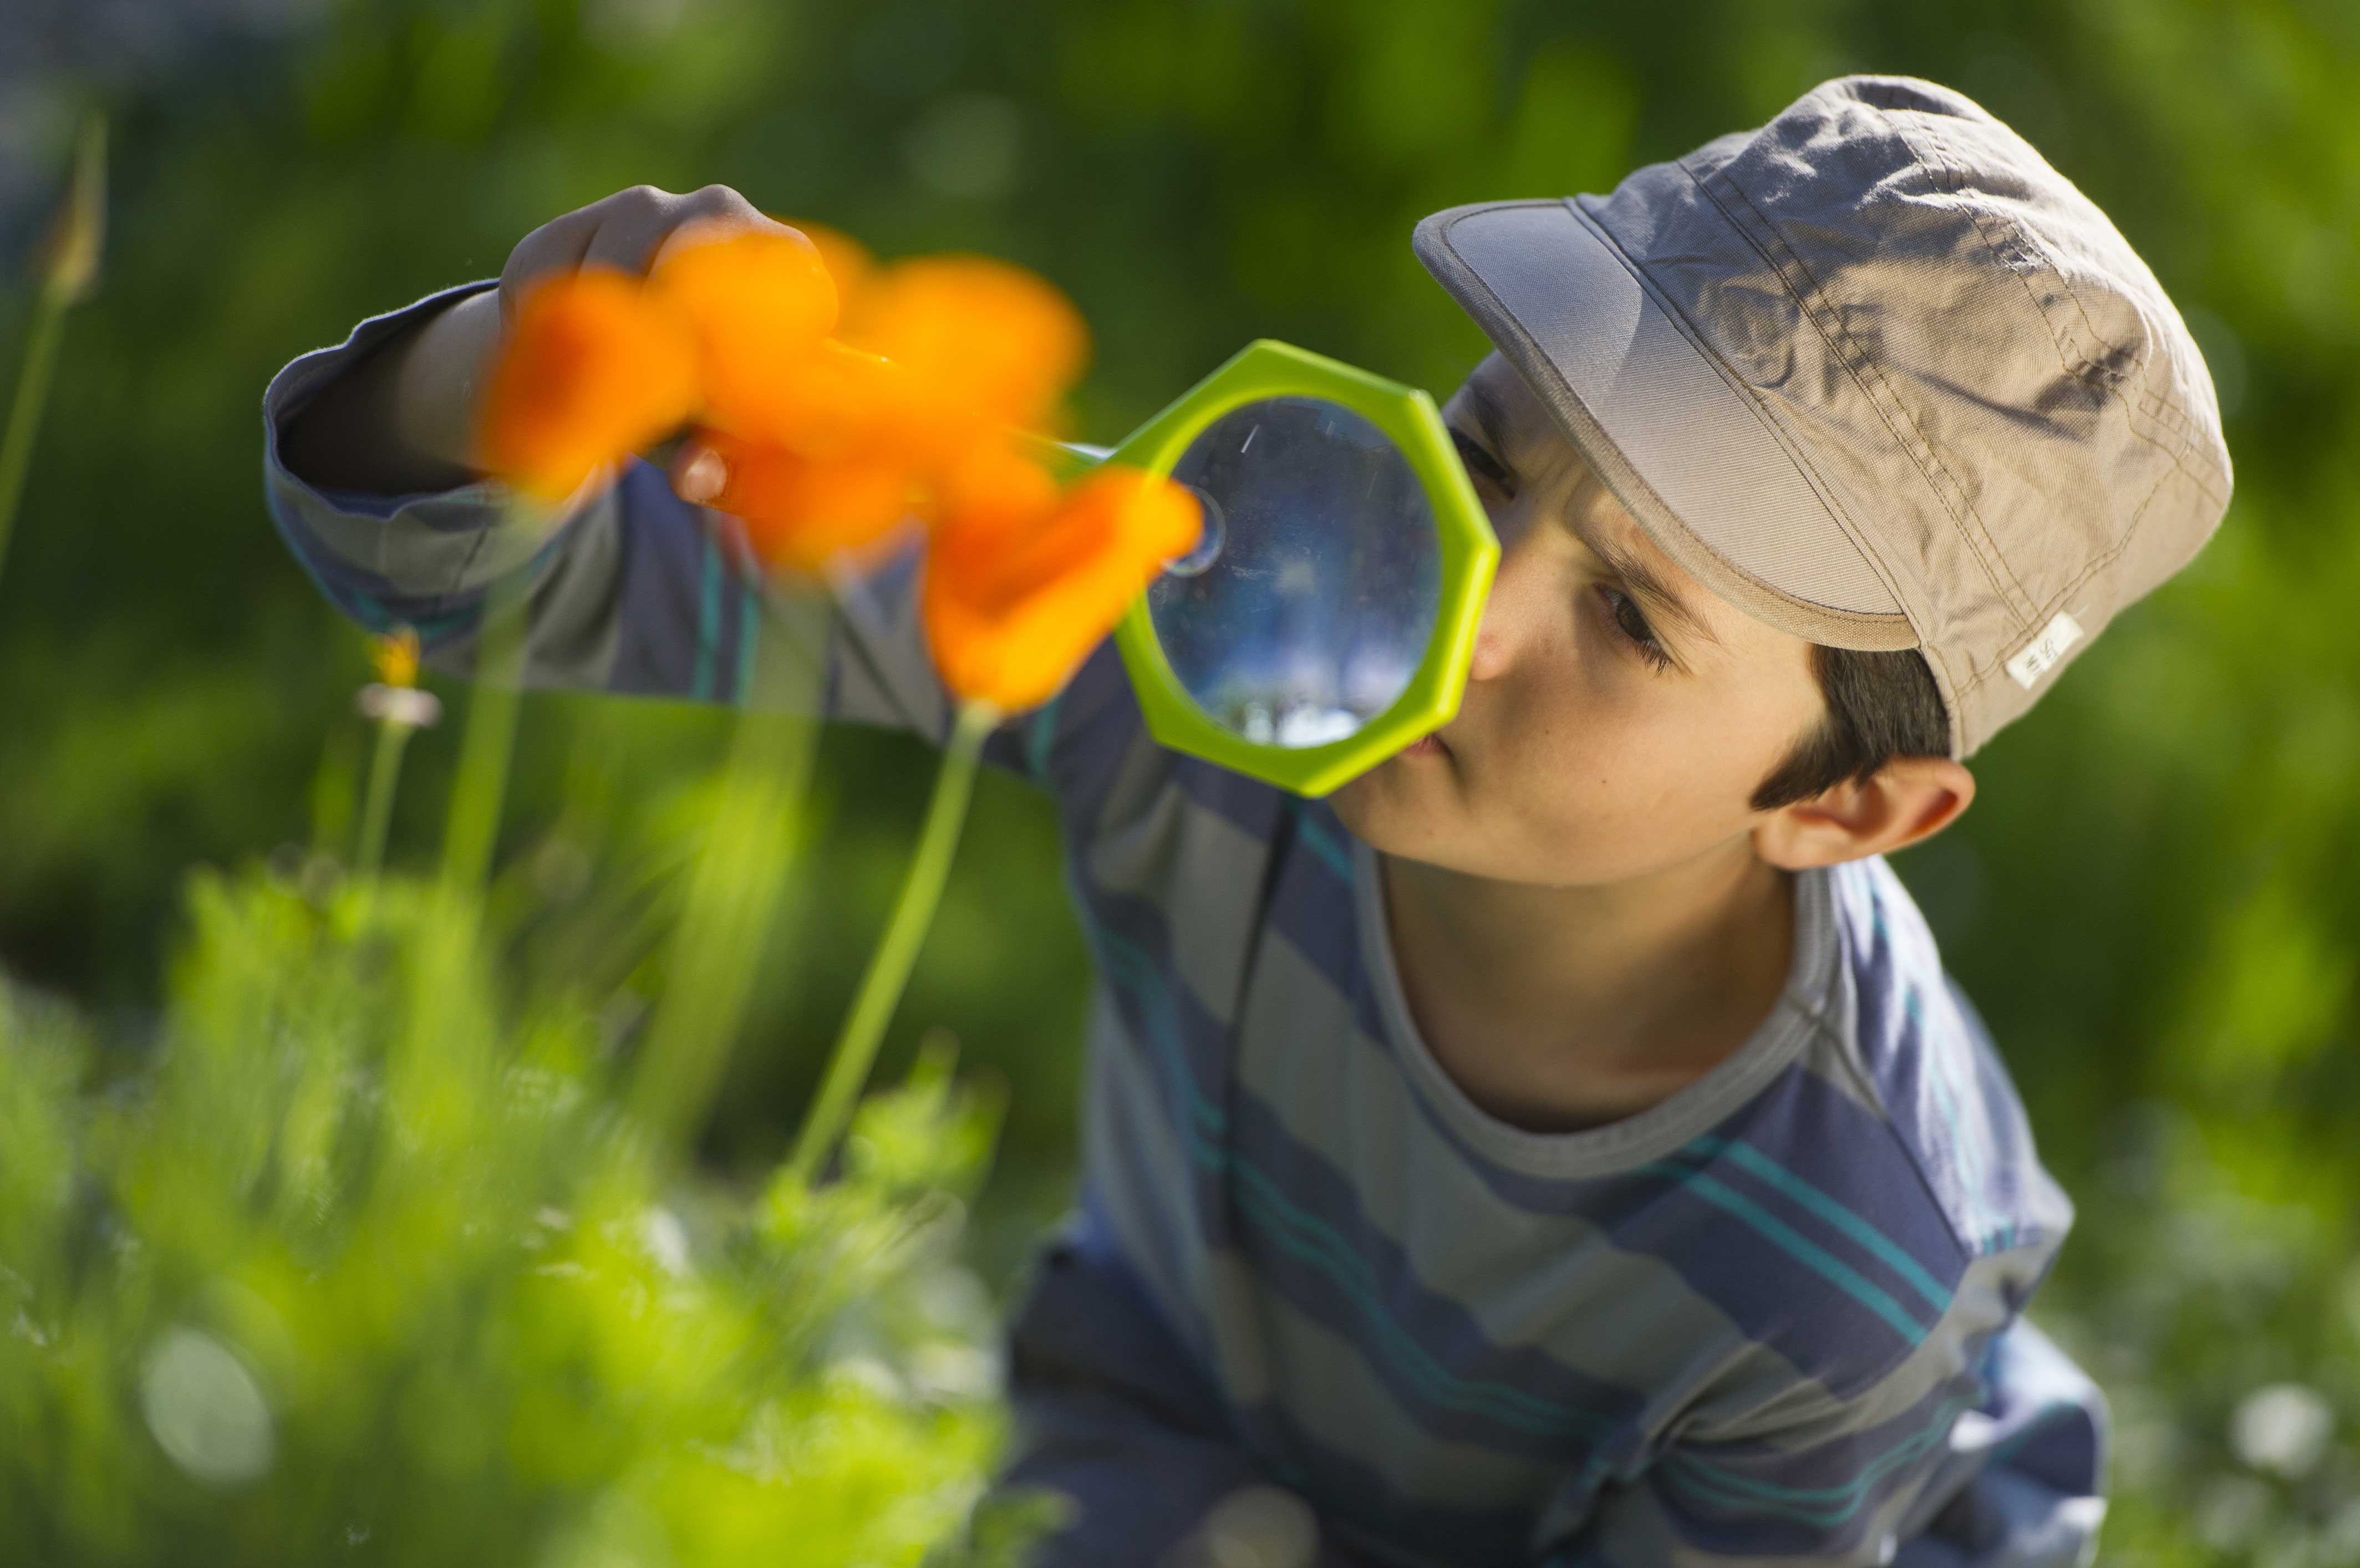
top-left (1423, 205), bottom-right (1919, 644)
top-left (1837, 114), bottom-right (2045, 622)
top-left (1692, 163), bottom-right (2034, 633)
top-left (1689, 160), bottom-right (2036, 633)
top-left (2023, 440), bottom-right (2194, 646)
top-left (1948, 452), bottom-right (2176, 715)
top-left (1921, 125), bottom-right (2212, 482)
top-left (2130, 383), bottom-right (2231, 513)
top-left (1564, 197), bottom-right (1920, 626)
top-left (2134, 383), bottom-right (2199, 453)
top-left (1917, 119), bottom-right (2144, 385)
top-left (2144, 390), bottom-right (2221, 485)
top-left (1899, 113), bottom-right (2232, 518)
top-left (1909, 115), bottom-right (2229, 517)
top-left (1899, 113), bottom-right (2202, 464)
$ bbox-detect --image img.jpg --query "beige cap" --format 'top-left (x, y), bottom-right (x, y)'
top-left (1413, 75), bottom-right (2232, 758)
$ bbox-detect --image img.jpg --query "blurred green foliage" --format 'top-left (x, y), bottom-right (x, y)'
top-left (1, 0), bottom-right (2357, 1561)
top-left (0, 861), bottom-right (1047, 1563)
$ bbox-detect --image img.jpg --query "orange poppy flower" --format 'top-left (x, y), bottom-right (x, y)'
top-left (693, 429), bottom-right (923, 575)
top-left (771, 217), bottom-right (876, 304)
top-left (840, 256), bottom-right (1088, 433)
top-left (922, 467), bottom-right (1200, 711)
top-left (706, 337), bottom-right (928, 464)
top-left (937, 436), bottom-right (1061, 537)
top-left (649, 225), bottom-right (839, 439)
top-left (477, 269), bottom-right (700, 501)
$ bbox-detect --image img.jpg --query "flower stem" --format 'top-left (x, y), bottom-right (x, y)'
top-left (439, 564), bottom-right (532, 893)
top-left (354, 720), bottom-right (414, 881)
top-left (785, 699), bottom-right (996, 1185)
top-left (630, 636), bottom-right (818, 1153)
top-left (0, 285), bottom-right (69, 598)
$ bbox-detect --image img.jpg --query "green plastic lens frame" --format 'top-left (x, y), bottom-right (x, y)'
top-left (1096, 339), bottom-right (1498, 797)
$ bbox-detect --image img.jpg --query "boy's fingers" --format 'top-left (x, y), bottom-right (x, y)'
top-left (497, 209), bottom-right (598, 324)
top-left (494, 182), bottom-right (790, 344)
top-left (645, 188), bottom-right (798, 273)
top-left (672, 441), bottom-right (729, 506)
top-left (503, 185), bottom-right (780, 316)
top-left (578, 192), bottom-right (682, 274)
top-left (576, 184), bottom-right (769, 275)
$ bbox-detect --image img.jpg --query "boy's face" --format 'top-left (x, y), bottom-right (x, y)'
top-left (1329, 353), bottom-right (1829, 886)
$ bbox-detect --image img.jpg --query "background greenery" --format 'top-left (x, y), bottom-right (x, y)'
top-left (1, 0), bottom-right (2354, 1562)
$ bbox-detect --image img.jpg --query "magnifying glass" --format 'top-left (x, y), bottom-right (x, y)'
top-left (1082, 340), bottom-right (1499, 797)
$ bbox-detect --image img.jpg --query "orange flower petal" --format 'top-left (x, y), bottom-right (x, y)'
top-left (704, 338), bottom-right (940, 464)
top-left (476, 269), bottom-right (700, 501)
top-left (938, 437), bottom-right (1061, 538)
top-left (840, 256), bottom-right (1087, 431)
top-left (695, 430), bottom-right (923, 576)
top-left (649, 225), bottom-right (840, 436)
top-left (923, 467), bottom-right (1200, 710)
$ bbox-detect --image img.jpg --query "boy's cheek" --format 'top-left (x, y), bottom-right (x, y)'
top-left (1335, 730), bottom-right (1765, 885)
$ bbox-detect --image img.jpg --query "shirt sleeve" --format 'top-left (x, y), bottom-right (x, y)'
top-left (261, 282), bottom-right (1158, 811)
top-left (1534, 1315), bottom-right (2106, 1568)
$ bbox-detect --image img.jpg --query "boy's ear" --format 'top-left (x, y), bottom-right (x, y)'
top-left (1751, 756), bottom-right (1976, 871)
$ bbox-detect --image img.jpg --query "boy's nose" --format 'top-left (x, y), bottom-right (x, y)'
top-left (1466, 531), bottom-right (1546, 683)
top-left (1467, 614), bottom-right (1514, 683)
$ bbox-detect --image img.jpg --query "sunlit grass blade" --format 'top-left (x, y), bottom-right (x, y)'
top-left (354, 719), bottom-right (415, 881)
top-left (0, 116), bottom-right (103, 598)
top-left (440, 561), bottom-right (533, 893)
top-left (630, 635), bottom-right (820, 1152)
top-left (786, 699), bottom-right (995, 1186)
top-left (0, 294), bottom-right (67, 595)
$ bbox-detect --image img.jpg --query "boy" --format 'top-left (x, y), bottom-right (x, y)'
top-left (266, 77), bottom-right (2228, 1566)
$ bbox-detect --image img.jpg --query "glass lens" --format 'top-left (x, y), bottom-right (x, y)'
top-left (1148, 397), bottom-right (1442, 749)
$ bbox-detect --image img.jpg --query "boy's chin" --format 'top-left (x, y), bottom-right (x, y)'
top-left (1328, 762), bottom-right (1480, 872)
top-left (1329, 760), bottom-right (1712, 887)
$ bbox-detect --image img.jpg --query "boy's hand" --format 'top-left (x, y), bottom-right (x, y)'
top-left (282, 184), bottom-right (793, 497)
top-left (495, 183), bottom-right (794, 324)
top-left (500, 185), bottom-right (806, 510)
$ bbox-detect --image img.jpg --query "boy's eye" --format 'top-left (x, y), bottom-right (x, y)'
top-left (1601, 587), bottom-right (1675, 674)
top-left (1449, 429), bottom-right (1516, 498)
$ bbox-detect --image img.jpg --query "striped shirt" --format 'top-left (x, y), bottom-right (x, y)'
top-left (265, 284), bottom-right (2107, 1567)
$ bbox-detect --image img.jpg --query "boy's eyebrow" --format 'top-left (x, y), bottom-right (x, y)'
top-left (1453, 374), bottom-right (1721, 654)
top-left (1573, 509), bottom-right (1722, 653)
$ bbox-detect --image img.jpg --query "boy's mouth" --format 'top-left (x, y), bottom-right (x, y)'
top-left (1400, 731), bottom-right (1451, 762)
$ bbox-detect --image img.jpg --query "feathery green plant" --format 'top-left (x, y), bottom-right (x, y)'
top-left (0, 605), bottom-right (1052, 1563)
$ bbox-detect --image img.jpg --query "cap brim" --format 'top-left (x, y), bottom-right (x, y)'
top-left (1413, 200), bottom-right (1918, 653)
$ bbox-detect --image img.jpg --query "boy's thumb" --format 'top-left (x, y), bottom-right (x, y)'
top-left (672, 442), bottom-right (730, 505)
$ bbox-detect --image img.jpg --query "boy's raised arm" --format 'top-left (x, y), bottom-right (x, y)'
top-left (277, 286), bottom-right (499, 497)
top-left (264, 186), bottom-right (887, 709)
top-left (280, 184), bottom-right (785, 497)
top-left (262, 185), bottom-right (1158, 804)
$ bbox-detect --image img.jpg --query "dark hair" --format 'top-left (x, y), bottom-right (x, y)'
top-left (1749, 646), bottom-right (1950, 812)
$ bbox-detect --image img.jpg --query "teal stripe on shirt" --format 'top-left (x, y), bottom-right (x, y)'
top-left (1296, 810), bottom-right (1355, 884)
top-left (1642, 1163), bottom-right (1931, 1347)
top-left (1688, 1137), bottom-right (1955, 1315)
top-left (734, 578), bottom-right (759, 703)
top-left (1660, 1390), bottom-right (1975, 1526)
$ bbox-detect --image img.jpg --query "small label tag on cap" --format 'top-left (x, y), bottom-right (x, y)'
top-left (2005, 611), bottom-right (2084, 690)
